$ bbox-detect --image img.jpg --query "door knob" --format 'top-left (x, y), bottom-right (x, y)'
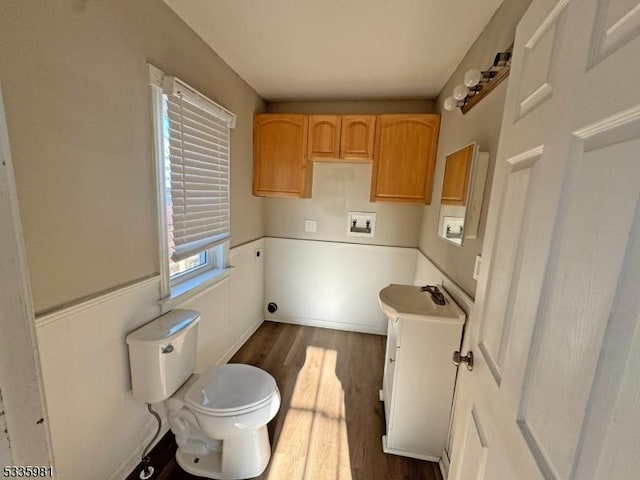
top-left (453, 350), bottom-right (473, 371)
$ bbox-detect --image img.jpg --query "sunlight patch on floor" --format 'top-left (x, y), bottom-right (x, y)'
top-left (267, 346), bottom-right (352, 480)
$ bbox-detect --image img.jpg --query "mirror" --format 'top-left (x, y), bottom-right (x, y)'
top-left (438, 142), bottom-right (489, 246)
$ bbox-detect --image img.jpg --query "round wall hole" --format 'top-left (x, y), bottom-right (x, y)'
top-left (267, 302), bottom-right (278, 313)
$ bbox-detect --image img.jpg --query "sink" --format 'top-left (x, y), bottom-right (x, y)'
top-left (378, 284), bottom-right (465, 324)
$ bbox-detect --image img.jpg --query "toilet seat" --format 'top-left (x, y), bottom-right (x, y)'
top-left (186, 364), bottom-right (277, 417)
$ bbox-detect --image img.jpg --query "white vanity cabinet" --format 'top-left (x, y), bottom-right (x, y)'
top-left (379, 284), bottom-right (465, 461)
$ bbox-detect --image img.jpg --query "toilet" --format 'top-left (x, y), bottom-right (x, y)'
top-left (126, 309), bottom-right (280, 479)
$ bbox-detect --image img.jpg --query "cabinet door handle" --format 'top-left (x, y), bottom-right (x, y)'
top-left (389, 357), bottom-right (395, 363)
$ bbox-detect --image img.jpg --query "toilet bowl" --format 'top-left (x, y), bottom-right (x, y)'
top-left (167, 364), bottom-right (281, 479)
top-left (126, 310), bottom-right (281, 480)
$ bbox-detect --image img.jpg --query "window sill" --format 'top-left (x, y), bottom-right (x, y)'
top-left (159, 266), bottom-right (235, 312)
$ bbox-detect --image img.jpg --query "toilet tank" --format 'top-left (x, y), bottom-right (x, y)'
top-left (126, 309), bottom-right (200, 403)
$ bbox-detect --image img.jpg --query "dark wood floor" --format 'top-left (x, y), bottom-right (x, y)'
top-left (162, 321), bottom-right (443, 480)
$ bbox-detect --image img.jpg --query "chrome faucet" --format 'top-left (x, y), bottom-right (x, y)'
top-left (420, 285), bottom-right (446, 305)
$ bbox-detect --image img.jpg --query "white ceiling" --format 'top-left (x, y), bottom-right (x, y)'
top-left (163, 0), bottom-right (504, 101)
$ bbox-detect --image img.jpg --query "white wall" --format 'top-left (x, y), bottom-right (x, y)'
top-left (36, 279), bottom-right (162, 480)
top-left (34, 239), bottom-right (264, 480)
top-left (263, 238), bottom-right (474, 335)
top-left (413, 251), bottom-right (474, 317)
top-left (181, 240), bottom-right (266, 372)
top-left (264, 238), bottom-right (417, 334)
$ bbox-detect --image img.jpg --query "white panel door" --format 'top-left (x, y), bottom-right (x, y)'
top-left (449, 0), bottom-right (640, 478)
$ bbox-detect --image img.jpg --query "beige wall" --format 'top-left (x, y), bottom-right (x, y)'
top-left (268, 100), bottom-right (435, 115)
top-left (418, 0), bottom-right (532, 298)
top-left (0, 392), bottom-right (9, 464)
top-left (265, 100), bottom-right (434, 247)
top-left (0, 0), bottom-right (265, 313)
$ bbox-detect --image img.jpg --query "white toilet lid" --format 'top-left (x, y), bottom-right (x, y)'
top-left (185, 364), bottom-right (276, 414)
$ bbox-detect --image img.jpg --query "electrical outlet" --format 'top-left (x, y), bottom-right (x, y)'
top-left (304, 220), bottom-right (317, 232)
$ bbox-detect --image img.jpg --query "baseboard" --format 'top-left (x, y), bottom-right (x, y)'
top-left (218, 317), bottom-right (264, 364)
top-left (439, 451), bottom-right (450, 479)
top-left (381, 435), bottom-right (440, 463)
top-left (265, 314), bottom-right (386, 336)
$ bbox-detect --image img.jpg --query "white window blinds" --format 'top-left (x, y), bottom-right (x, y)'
top-left (162, 76), bottom-right (236, 261)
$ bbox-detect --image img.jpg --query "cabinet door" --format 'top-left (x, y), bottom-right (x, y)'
top-left (441, 143), bottom-right (473, 206)
top-left (371, 114), bottom-right (440, 204)
top-left (340, 115), bottom-right (376, 161)
top-left (308, 115), bottom-right (341, 160)
top-left (383, 318), bottom-right (401, 431)
top-left (253, 114), bottom-right (310, 197)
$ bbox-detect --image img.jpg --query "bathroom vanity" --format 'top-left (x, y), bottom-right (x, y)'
top-left (378, 284), bottom-right (465, 461)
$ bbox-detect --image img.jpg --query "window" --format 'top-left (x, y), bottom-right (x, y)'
top-left (163, 96), bottom-right (210, 281)
top-left (149, 65), bottom-right (236, 299)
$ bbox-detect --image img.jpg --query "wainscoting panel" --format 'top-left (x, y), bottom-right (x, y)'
top-left (264, 238), bottom-right (417, 334)
top-left (34, 239), bottom-right (265, 480)
top-left (35, 277), bottom-right (162, 480)
top-left (227, 238), bottom-right (266, 360)
top-left (179, 238), bottom-right (265, 372)
top-left (33, 237), bottom-right (469, 479)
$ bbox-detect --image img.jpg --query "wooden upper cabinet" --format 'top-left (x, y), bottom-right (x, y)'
top-left (308, 115), bottom-right (341, 159)
top-left (253, 114), bottom-right (311, 198)
top-left (254, 113), bottom-right (439, 201)
top-left (307, 114), bottom-right (376, 162)
top-left (340, 115), bottom-right (376, 161)
top-left (371, 114), bottom-right (440, 204)
top-left (441, 144), bottom-right (474, 206)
